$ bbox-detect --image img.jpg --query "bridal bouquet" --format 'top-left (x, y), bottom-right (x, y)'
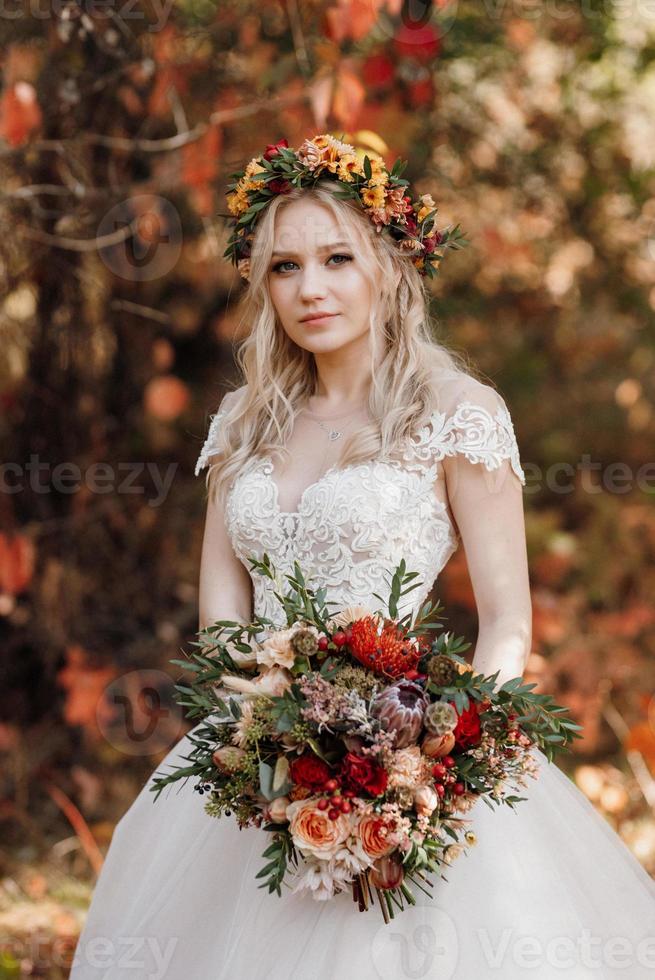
top-left (150, 555), bottom-right (581, 922)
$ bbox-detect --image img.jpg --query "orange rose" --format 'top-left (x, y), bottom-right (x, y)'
top-left (286, 798), bottom-right (352, 860)
top-left (355, 812), bottom-right (397, 858)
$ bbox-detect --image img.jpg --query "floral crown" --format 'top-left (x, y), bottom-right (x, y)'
top-left (223, 133), bottom-right (467, 282)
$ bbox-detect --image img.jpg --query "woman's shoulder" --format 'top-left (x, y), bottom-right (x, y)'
top-left (194, 385), bottom-right (247, 476)
top-left (420, 373), bottom-right (525, 485)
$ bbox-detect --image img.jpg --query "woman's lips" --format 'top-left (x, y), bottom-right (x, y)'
top-left (301, 313), bottom-right (339, 324)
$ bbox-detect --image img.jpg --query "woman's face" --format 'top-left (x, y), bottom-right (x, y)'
top-left (267, 198), bottom-right (374, 355)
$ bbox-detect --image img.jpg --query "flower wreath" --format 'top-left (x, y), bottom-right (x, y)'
top-left (222, 133), bottom-right (467, 282)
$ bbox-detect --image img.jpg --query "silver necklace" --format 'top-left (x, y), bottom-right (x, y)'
top-left (313, 417), bottom-right (346, 441)
top-left (304, 399), bottom-right (368, 441)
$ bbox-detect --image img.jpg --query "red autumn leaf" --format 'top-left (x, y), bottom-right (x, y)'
top-left (182, 124), bottom-right (223, 216)
top-left (0, 532), bottom-right (35, 596)
top-left (404, 77), bottom-right (435, 109)
top-left (0, 81), bottom-right (42, 147)
top-left (182, 125), bottom-right (222, 190)
top-left (362, 52), bottom-right (395, 89)
top-left (325, 0), bottom-right (387, 42)
top-left (625, 722), bottom-right (655, 774)
top-left (56, 645), bottom-right (118, 737)
top-left (147, 65), bottom-right (191, 119)
top-left (393, 22), bottom-right (441, 63)
top-left (331, 63), bottom-right (366, 130)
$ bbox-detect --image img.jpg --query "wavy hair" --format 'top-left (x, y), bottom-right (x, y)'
top-left (203, 181), bottom-right (482, 507)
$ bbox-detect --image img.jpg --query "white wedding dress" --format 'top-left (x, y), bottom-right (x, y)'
top-left (71, 376), bottom-right (655, 979)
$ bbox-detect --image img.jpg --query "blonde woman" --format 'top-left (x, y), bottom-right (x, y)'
top-left (71, 136), bottom-right (655, 979)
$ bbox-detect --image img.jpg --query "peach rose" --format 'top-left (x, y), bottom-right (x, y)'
top-left (220, 665), bottom-right (293, 697)
top-left (355, 812), bottom-right (397, 858)
top-left (266, 796), bottom-right (290, 823)
top-left (286, 798), bottom-right (352, 860)
top-left (256, 629), bottom-right (297, 670)
top-left (413, 784), bottom-right (439, 817)
top-left (388, 745), bottom-right (432, 790)
top-left (421, 731), bottom-right (456, 759)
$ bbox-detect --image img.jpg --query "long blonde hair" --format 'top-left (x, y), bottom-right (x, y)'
top-left (204, 181), bottom-right (481, 506)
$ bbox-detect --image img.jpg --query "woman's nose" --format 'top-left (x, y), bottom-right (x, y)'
top-left (298, 263), bottom-right (328, 299)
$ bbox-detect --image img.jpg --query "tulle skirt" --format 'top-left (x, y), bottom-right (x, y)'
top-left (70, 720), bottom-right (655, 980)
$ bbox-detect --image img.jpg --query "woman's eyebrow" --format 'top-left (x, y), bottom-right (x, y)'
top-left (271, 241), bottom-right (351, 258)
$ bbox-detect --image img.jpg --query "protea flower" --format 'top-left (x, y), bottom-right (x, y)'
top-left (371, 679), bottom-right (429, 748)
top-left (349, 615), bottom-right (420, 678)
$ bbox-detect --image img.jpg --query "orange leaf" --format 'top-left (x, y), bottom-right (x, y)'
top-left (0, 532), bottom-right (35, 596)
top-left (324, 0), bottom-right (387, 43)
top-left (56, 645), bottom-right (118, 738)
top-left (0, 82), bottom-right (42, 147)
top-left (625, 721), bottom-right (655, 773)
top-left (331, 63), bottom-right (366, 130)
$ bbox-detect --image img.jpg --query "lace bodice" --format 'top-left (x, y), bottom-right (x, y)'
top-left (195, 379), bottom-right (526, 629)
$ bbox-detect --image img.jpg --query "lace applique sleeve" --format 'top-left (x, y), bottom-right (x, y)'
top-left (409, 383), bottom-right (526, 486)
top-left (194, 407), bottom-right (228, 476)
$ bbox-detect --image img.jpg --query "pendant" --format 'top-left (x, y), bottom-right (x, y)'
top-left (328, 429), bottom-right (341, 440)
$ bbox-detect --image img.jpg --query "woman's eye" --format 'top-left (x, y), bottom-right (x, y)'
top-left (271, 254), bottom-right (352, 274)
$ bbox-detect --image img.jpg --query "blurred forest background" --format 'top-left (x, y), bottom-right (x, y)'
top-left (1, 0), bottom-right (655, 974)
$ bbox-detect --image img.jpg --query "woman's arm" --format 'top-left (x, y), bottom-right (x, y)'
top-left (198, 486), bottom-right (253, 632)
top-left (442, 451), bottom-right (532, 688)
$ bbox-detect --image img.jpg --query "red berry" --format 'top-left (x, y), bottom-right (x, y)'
top-left (317, 636), bottom-right (329, 651)
top-left (343, 788), bottom-right (356, 798)
top-left (431, 764), bottom-right (446, 780)
top-left (443, 755), bottom-right (456, 769)
top-left (339, 798), bottom-right (351, 813)
top-left (328, 808), bottom-right (341, 820)
top-left (454, 782), bottom-right (465, 795)
top-left (404, 669), bottom-right (420, 680)
top-left (317, 797), bottom-right (328, 811)
top-left (332, 631), bottom-right (347, 647)
top-left (325, 778), bottom-right (338, 792)
top-left (435, 783), bottom-right (445, 797)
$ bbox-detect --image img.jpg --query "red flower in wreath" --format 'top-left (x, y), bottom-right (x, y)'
top-left (267, 177), bottom-right (292, 194)
top-left (341, 752), bottom-right (388, 797)
top-left (263, 138), bottom-right (289, 161)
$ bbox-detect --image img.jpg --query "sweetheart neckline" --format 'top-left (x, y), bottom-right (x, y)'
top-left (257, 455), bottom-right (383, 517)
top-left (251, 455), bottom-right (459, 536)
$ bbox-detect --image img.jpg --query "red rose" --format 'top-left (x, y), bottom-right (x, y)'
top-left (289, 752), bottom-right (331, 790)
top-left (450, 702), bottom-right (482, 750)
top-left (267, 177), bottom-right (292, 194)
top-left (263, 138), bottom-right (289, 161)
top-left (404, 214), bottom-right (418, 236)
top-left (341, 752), bottom-right (388, 797)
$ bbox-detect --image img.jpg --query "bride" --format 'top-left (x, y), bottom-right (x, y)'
top-left (71, 135), bottom-right (655, 979)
